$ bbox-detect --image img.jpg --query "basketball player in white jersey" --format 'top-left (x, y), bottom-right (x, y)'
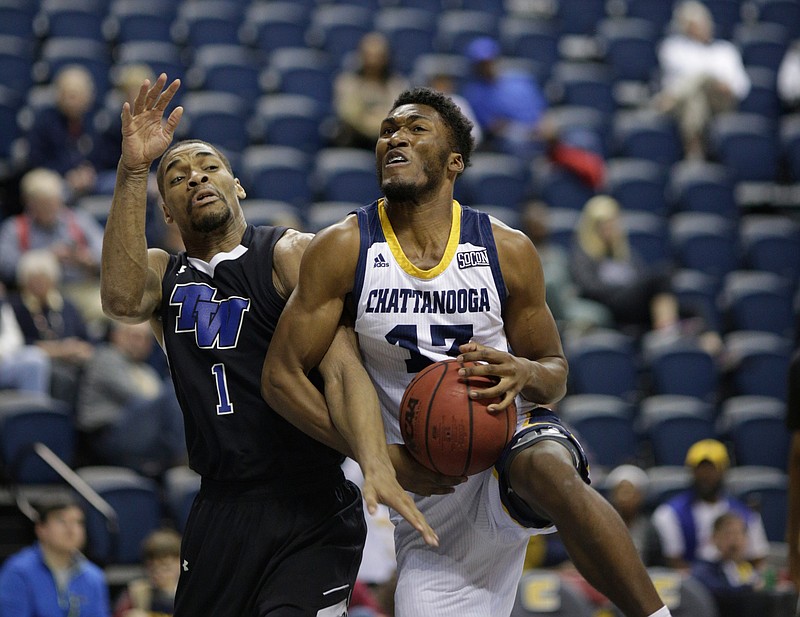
top-left (263, 88), bottom-right (672, 617)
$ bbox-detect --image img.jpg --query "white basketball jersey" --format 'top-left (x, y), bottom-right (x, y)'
top-left (353, 199), bottom-right (511, 444)
top-left (353, 200), bottom-right (540, 617)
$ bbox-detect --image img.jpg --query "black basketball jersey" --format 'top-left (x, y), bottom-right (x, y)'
top-left (160, 225), bottom-right (344, 482)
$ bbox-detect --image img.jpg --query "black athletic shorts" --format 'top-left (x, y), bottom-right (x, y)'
top-left (174, 469), bottom-right (366, 617)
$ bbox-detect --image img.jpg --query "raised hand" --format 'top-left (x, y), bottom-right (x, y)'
top-left (120, 73), bottom-right (183, 171)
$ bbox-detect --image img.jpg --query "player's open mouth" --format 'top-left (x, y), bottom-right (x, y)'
top-left (385, 152), bottom-right (408, 167)
top-left (192, 189), bottom-right (219, 207)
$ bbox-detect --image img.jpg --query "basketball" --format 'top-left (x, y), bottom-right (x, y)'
top-left (399, 358), bottom-right (517, 476)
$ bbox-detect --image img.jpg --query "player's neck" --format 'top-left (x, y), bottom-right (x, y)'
top-left (183, 218), bottom-right (247, 262)
top-left (384, 197), bottom-right (454, 268)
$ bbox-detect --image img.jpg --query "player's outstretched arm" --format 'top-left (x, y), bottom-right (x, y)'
top-left (263, 219), bottom-right (438, 546)
top-left (102, 74), bottom-right (182, 322)
top-left (457, 224), bottom-right (567, 408)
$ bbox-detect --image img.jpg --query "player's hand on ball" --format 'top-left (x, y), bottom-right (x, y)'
top-left (457, 342), bottom-right (528, 412)
top-left (388, 445), bottom-right (466, 496)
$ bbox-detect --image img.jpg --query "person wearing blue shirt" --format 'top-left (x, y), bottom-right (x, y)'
top-left (0, 495), bottom-right (110, 617)
top-left (460, 37), bottom-right (548, 161)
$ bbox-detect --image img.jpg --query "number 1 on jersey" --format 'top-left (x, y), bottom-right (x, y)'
top-left (211, 363), bottom-right (234, 415)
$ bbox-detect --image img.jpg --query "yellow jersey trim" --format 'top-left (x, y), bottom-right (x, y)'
top-left (378, 199), bottom-right (462, 279)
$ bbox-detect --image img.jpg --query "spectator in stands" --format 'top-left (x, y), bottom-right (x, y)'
top-left (333, 31), bottom-right (409, 149)
top-left (654, 0), bottom-right (750, 159)
top-left (605, 464), bottom-right (665, 567)
top-left (460, 36), bottom-right (548, 161)
top-left (0, 283), bottom-right (51, 394)
top-left (0, 494), bottom-right (111, 617)
top-left (691, 511), bottom-right (763, 604)
top-left (76, 321), bottom-right (184, 477)
top-left (9, 249), bottom-right (94, 405)
top-left (521, 200), bottom-right (613, 336)
top-left (113, 528), bottom-right (181, 617)
top-left (778, 40), bottom-right (800, 113)
top-left (652, 439), bottom-right (770, 571)
top-left (0, 167), bottom-right (105, 327)
top-left (24, 65), bottom-right (109, 199)
top-left (569, 195), bottom-right (679, 336)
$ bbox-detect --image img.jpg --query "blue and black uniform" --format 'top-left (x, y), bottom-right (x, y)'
top-left (161, 224), bottom-right (366, 617)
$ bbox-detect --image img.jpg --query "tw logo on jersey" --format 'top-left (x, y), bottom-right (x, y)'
top-left (170, 283), bottom-right (250, 349)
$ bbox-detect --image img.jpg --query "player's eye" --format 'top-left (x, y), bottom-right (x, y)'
top-left (170, 176), bottom-right (183, 185)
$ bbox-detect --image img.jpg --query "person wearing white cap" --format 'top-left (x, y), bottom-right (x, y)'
top-left (605, 464), bottom-right (665, 567)
top-left (651, 439), bottom-right (769, 570)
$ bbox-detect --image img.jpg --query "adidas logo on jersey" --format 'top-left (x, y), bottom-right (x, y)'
top-left (373, 253), bottom-right (389, 268)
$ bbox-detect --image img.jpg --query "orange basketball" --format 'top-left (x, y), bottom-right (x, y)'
top-left (399, 358), bottom-right (517, 476)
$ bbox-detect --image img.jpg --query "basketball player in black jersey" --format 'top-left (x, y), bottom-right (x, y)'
top-left (100, 74), bottom-right (437, 617)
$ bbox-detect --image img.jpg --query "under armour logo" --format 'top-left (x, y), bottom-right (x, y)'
top-left (178, 265), bottom-right (187, 274)
top-left (183, 559), bottom-right (189, 572)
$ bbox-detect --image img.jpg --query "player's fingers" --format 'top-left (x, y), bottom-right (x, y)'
top-left (144, 73), bottom-right (167, 108)
top-left (361, 485), bottom-right (379, 516)
top-left (486, 391), bottom-right (518, 414)
top-left (164, 106), bottom-right (184, 137)
top-left (132, 80), bottom-right (150, 115)
top-left (154, 78), bottom-right (181, 111)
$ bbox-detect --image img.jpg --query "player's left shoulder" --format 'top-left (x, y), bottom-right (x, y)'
top-left (489, 218), bottom-right (537, 257)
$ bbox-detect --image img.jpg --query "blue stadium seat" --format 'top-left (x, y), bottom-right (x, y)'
top-left (77, 466), bottom-right (162, 565)
top-left (0, 391), bottom-right (75, 485)
top-left (458, 152), bottom-right (530, 210)
top-left (670, 212), bottom-right (741, 283)
top-left (241, 145), bottom-right (313, 210)
top-left (499, 17), bottom-right (559, 83)
top-left (435, 10), bottom-right (499, 55)
top-left (550, 62), bottom-right (616, 118)
top-left (623, 0), bottom-right (674, 34)
top-left (0, 35), bottom-right (35, 97)
top-left (0, 0), bottom-right (36, 38)
top-left (374, 8), bottom-right (437, 75)
top-left (36, 37), bottom-right (113, 99)
top-left (733, 21), bottom-right (789, 73)
top-left (254, 93), bottom-right (328, 154)
top-left (114, 41), bottom-right (186, 83)
top-left (558, 394), bottom-right (639, 468)
top-left (667, 160), bottom-right (737, 218)
top-left (604, 158), bottom-right (668, 217)
top-left (622, 211), bottom-right (671, 268)
top-left (670, 268), bottom-right (723, 333)
top-left (612, 109), bottom-right (682, 168)
top-left (752, 0), bottom-right (800, 37)
top-left (532, 161), bottom-right (597, 212)
top-left (739, 67), bottom-right (781, 122)
top-left (718, 396), bottom-right (790, 469)
top-left (565, 329), bottom-right (640, 401)
top-left (546, 206), bottom-right (581, 251)
top-left (411, 53), bottom-right (470, 92)
top-left (34, 0), bottom-right (106, 41)
top-left (0, 86), bottom-right (21, 164)
top-left (186, 45), bottom-right (261, 103)
top-left (261, 47), bottom-right (335, 114)
top-left (597, 18), bottom-right (659, 84)
top-left (306, 5), bottom-right (374, 67)
top-left (312, 147), bottom-right (378, 206)
top-left (725, 465), bottom-right (788, 542)
top-left (720, 270), bottom-right (795, 337)
top-left (239, 2), bottom-right (310, 55)
top-left (641, 334), bottom-right (718, 403)
top-left (740, 214), bottom-right (800, 282)
top-left (638, 395), bottom-right (716, 467)
top-left (104, 0), bottom-right (175, 45)
top-left (702, 0), bottom-right (743, 40)
top-left (176, 91), bottom-right (252, 155)
top-left (723, 330), bottom-right (793, 400)
top-left (306, 201), bottom-right (360, 233)
top-left (781, 113), bottom-right (800, 183)
top-left (241, 200), bottom-right (303, 229)
top-left (171, 0), bottom-right (244, 49)
top-left (708, 112), bottom-right (780, 183)
top-left (556, 0), bottom-right (607, 36)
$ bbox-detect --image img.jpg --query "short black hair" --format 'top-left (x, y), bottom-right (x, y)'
top-left (391, 87), bottom-right (475, 169)
top-left (155, 139), bottom-right (233, 199)
top-left (33, 494), bottom-right (81, 524)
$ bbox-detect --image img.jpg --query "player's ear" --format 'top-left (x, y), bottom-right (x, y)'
top-left (448, 153), bottom-right (464, 174)
top-left (161, 201), bottom-right (173, 224)
top-left (235, 178), bottom-right (246, 199)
